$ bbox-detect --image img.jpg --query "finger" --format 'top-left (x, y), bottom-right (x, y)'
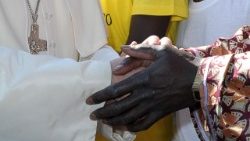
top-left (141, 35), bottom-right (160, 45)
top-left (101, 89), bottom-right (154, 124)
top-left (160, 37), bottom-right (172, 47)
top-left (86, 71), bottom-right (148, 105)
top-left (172, 45), bottom-right (178, 49)
top-left (127, 112), bottom-right (165, 132)
top-left (160, 37), bottom-right (179, 49)
top-left (124, 44), bottom-right (164, 50)
top-left (92, 90), bottom-right (152, 120)
top-left (104, 101), bottom-right (150, 126)
top-left (121, 46), bottom-right (157, 60)
top-left (113, 57), bottom-right (152, 75)
top-left (129, 41), bottom-right (137, 46)
top-left (113, 58), bottom-right (142, 74)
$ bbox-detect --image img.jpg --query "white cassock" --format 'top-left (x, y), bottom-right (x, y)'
top-left (0, 0), bottom-right (135, 141)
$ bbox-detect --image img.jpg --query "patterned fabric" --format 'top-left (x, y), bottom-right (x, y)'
top-left (185, 26), bottom-right (250, 141)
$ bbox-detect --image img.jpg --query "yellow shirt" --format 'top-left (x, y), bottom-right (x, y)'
top-left (97, 0), bottom-right (188, 141)
top-left (100, 0), bottom-right (188, 52)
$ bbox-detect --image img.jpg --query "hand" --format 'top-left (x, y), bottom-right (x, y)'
top-left (86, 45), bottom-right (198, 132)
top-left (114, 36), bottom-right (175, 75)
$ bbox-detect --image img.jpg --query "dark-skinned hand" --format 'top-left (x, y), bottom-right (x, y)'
top-left (86, 44), bottom-right (198, 132)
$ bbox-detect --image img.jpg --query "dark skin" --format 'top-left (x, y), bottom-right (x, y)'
top-left (126, 15), bottom-right (170, 44)
top-left (193, 0), bottom-right (203, 2)
top-left (87, 45), bottom-right (199, 132)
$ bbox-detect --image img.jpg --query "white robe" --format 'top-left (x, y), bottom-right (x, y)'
top-left (0, 0), bottom-right (135, 141)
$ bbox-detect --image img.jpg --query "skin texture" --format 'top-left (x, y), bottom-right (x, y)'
top-left (126, 15), bottom-right (170, 44)
top-left (87, 41), bottom-right (199, 132)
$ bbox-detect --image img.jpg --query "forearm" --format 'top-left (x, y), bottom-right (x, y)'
top-left (126, 15), bottom-right (170, 44)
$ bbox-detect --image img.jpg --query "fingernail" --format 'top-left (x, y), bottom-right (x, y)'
top-left (90, 113), bottom-right (97, 121)
top-left (113, 65), bottom-right (123, 72)
top-left (121, 46), bottom-right (130, 50)
top-left (86, 97), bottom-right (94, 105)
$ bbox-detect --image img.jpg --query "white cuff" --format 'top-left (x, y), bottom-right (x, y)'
top-left (99, 123), bottom-right (136, 141)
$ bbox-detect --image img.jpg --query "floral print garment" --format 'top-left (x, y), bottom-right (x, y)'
top-left (185, 26), bottom-right (250, 141)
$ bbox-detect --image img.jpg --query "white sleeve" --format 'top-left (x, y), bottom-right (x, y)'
top-left (90, 46), bottom-right (136, 141)
top-left (0, 47), bottom-right (111, 141)
top-left (90, 45), bottom-right (120, 61)
top-left (67, 0), bottom-right (108, 58)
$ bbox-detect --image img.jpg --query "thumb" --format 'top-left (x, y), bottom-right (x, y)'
top-left (121, 45), bottom-right (156, 60)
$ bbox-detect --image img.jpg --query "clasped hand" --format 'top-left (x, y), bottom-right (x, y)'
top-left (87, 36), bottom-right (198, 132)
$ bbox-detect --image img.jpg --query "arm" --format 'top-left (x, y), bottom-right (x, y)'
top-left (126, 0), bottom-right (188, 44)
top-left (126, 15), bottom-right (170, 44)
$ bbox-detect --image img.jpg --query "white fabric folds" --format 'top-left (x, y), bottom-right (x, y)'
top-left (0, 47), bottom-right (111, 141)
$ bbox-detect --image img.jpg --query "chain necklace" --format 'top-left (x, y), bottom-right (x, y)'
top-left (26, 0), bottom-right (47, 54)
